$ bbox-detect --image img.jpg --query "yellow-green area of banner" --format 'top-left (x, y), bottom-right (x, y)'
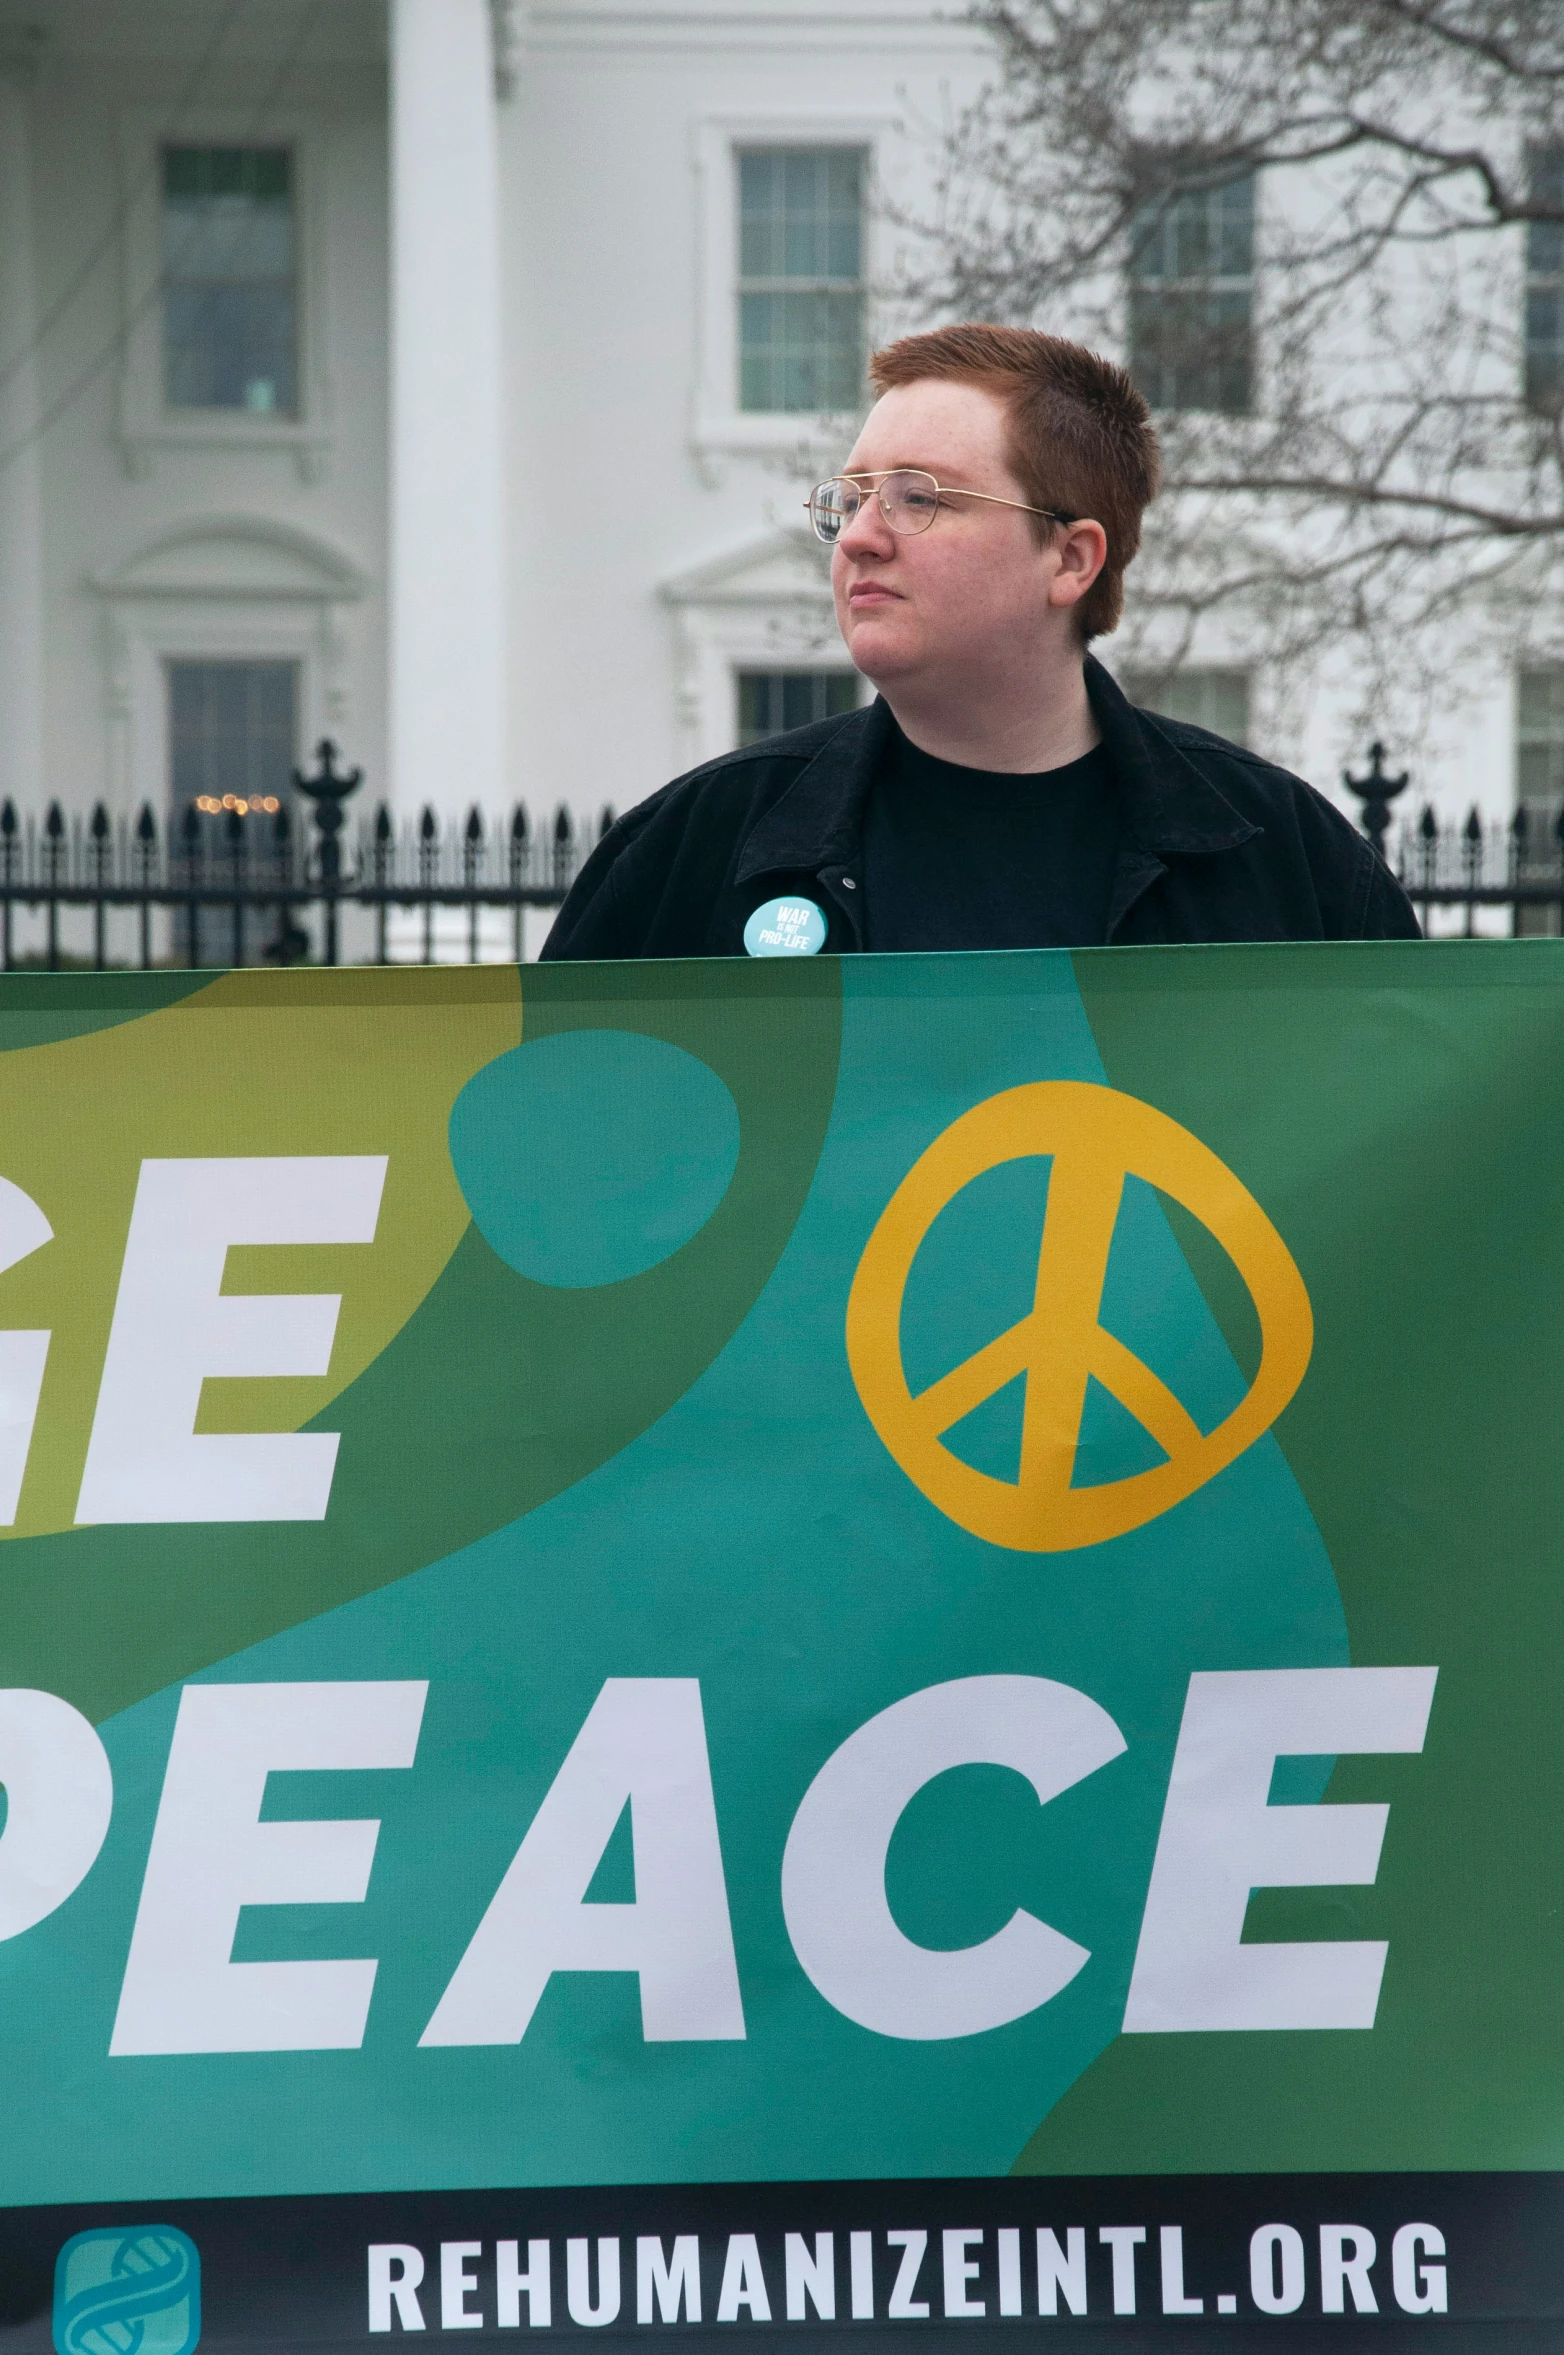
top-left (0, 966), bottom-right (519, 1537)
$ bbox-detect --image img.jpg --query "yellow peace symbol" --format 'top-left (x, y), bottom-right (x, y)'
top-left (845, 1081), bottom-right (1312, 1551)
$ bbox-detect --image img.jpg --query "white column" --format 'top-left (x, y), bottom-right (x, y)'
top-left (389, 0), bottom-right (506, 816)
top-left (0, 66), bottom-right (44, 813)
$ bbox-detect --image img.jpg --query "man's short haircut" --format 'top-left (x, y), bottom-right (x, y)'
top-left (867, 324), bottom-right (1161, 640)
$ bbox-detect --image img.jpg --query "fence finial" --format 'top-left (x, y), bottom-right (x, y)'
top-left (1343, 740), bottom-right (1410, 863)
top-left (291, 741), bottom-right (364, 965)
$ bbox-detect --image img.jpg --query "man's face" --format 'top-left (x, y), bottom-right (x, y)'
top-left (831, 379), bottom-right (1074, 692)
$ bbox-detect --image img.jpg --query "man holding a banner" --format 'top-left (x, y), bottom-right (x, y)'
top-left (546, 324), bottom-right (1420, 962)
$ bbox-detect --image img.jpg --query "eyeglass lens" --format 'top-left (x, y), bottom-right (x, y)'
top-left (810, 471), bottom-right (941, 543)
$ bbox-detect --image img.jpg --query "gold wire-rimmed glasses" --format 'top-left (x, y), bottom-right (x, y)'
top-left (806, 469), bottom-right (1077, 545)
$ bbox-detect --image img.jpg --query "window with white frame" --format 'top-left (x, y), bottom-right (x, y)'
top-left (169, 659), bottom-right (297, 815)
top-left (163, 146), bottom-right (297, 415)
top-left (168, 658), bottom-right (299, 963)
top-left (1526, 147), bottom-right (1564, 416)
top-left (1122, 666), bottom-right (1251, 745)
top-left (737, 669), bottom-right (860, 747)
top-left (1515, 668), bottom-right (1564, 934)
top-left (1127, 173), bottom-right (1255, 416)
top-left (737, 148), bottom-right (866, 414)
top-left (1518, 667), bottom-right (1564, 809)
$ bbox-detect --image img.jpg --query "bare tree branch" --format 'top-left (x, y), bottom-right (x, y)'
top-left (897, 0), bottom-right (1564, 765)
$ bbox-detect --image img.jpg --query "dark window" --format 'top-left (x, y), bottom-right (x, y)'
top-left (1128, 173), bottom-right (1255, 415)
top-left (1516, 667), bottom-right (1564, 935)
top-left (168, 660), bottom-right (298, 963)
top-left (1526, 147), bottom-right (1564, 416)
top-left (738, 149), bottom-right (866, 414)
top-left (163, 146), bottom-right (297, 415)
top-left (169, 659), bottom-right (297, 810)
top-left (737, 669), bottom-right (859, 746)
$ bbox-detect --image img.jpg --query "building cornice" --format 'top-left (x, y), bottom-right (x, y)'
top-left (525, 6), bottom-right (986, 54)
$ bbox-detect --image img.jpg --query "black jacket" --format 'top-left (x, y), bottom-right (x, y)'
top-left (542, 655), bottom-right (1420, 959)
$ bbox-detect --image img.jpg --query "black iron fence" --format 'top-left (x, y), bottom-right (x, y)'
top-left (0, 737), bottom-right (1551, 972)
top-left (0, 743), bottom-right (609, 971)
top-left (1380, 805), bottom-right (1564, 936)
top-left (1342, 742), bottom-right (1562, 937)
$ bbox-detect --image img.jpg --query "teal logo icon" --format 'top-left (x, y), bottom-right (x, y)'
top-left (743, 896), bottom-right (826, 957)
top-left (53, 2229), bottom-right (201, 2355)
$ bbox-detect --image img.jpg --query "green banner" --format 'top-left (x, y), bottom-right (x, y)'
top-left (0, 943), bottom-right (1557, 2340)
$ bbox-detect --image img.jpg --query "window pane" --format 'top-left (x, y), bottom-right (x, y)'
top-left (1519, 667), bottom-right (1564, 739)
top-left (1529, 217), bottom-right (1563, 278)
top-left (738, 146), bottom-right (866, 414)
top-left (1130, 285), bottom-right (1252, 415)
top-left (738, 148), bottom-right (862, 286)
top-left (1515, 668), bottom-right (1564, 931)
top-left (163, 145), bottom-right (297, 414)
top-left (1123, 667), bottom-right (1251, 745)
top-left (1526, 148), bottom-right (1564, 417)
top-left (1214, 176), bottom-right (1255, 278)
top-left (1526, 283), bottom-right (1563, 410)
top-left (737, 669), bottom-right (859, 747)
top-left (168, 659), bottom-right (298, 962)
top-left (1518, 666), bottom-right (1564, 802)
top-left (739, 290), bottom-right (865, 414)
top-left (1518, 742), bottom-right (1561, 802)
top-left (1171, 195), bottom-right (1212, 281)
top-left (1516, 671), bottom-right (1564, 867)
top-left (738, 152), bottom-right (780, 279)
top-left (169, 659), bottom-right (297, 806)
top-left (1131, 180), bottom-right (1251, 284)
top-left (1128, 172), bottom-right (1254, 417)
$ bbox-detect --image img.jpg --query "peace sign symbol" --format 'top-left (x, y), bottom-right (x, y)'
top-left (846, 1082), bottom-right (1312, 1552)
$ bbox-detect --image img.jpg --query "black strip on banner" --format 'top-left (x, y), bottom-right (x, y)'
top-left (2, 2176), bottom-right (1562, 2355)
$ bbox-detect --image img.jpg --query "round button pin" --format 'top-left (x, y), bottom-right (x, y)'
top-left (743, 896), bottom-right (827, 957)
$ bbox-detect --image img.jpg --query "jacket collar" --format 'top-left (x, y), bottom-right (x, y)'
top-left (733, 653), bottom-right (1259, 889)
top-left (1083, 655), bottom-right (1258, 857)
top-left (734, 698), bottom-right (889, 887)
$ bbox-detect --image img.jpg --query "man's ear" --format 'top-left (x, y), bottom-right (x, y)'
top-left (1047, 519), bottom-right (1109, 610)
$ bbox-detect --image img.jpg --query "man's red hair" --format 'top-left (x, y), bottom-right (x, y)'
top-left (868, 324), bottom-right (1161, 639)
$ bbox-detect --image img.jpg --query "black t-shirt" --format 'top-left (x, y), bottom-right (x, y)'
top-left (861, 720), bottom-right (1119, 952)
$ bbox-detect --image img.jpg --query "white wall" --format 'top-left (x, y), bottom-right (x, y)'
top-left (498, 0), bottom-right (989, 828)
top-left (19, 8), bottom-right (388, 830)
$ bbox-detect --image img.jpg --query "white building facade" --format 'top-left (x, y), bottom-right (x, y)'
top-left (0, 0), bottom-right (1553, 956)
top-left (0, 0), bottom-right (986, 957)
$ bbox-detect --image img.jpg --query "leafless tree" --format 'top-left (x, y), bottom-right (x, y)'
top-left (906, 0), bottom-right (1564, 759)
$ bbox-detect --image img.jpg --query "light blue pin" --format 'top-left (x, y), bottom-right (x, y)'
top-left (743, 896), bottom-right (827, 957)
